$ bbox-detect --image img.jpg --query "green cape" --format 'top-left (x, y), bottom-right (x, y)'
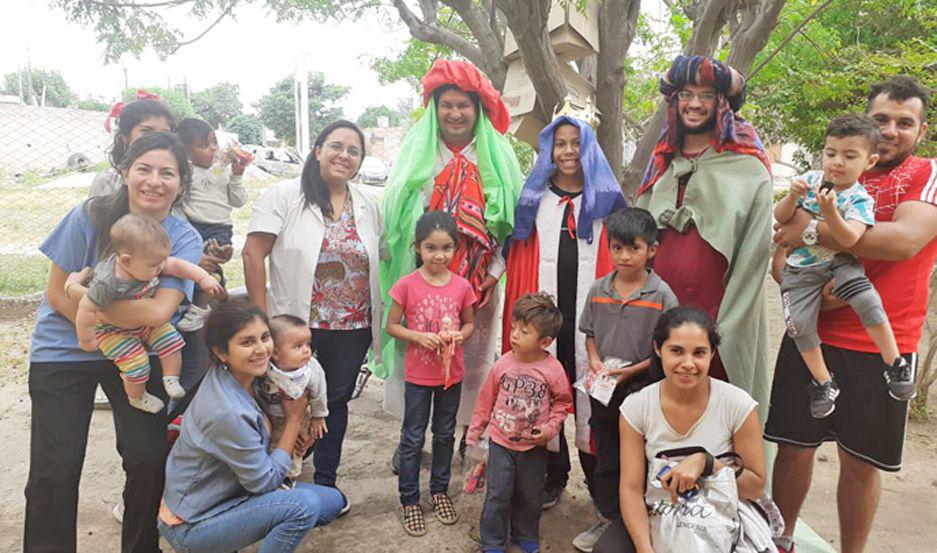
top-left (374, 100), bottom-right (523, 379)
top-left (637, 148), bottom-right (773, 420)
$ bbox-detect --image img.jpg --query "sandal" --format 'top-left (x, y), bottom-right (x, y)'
top-left (431, 493), bottom-right (459, 525)
top-left (401, 503), bottom-right (427, 537)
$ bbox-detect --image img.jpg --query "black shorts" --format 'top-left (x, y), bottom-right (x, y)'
top-left (764, 335), bottom-right (913, 471)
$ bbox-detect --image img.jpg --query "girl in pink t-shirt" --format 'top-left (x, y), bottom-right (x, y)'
top-left (386, 211), bottom-right (476, 537)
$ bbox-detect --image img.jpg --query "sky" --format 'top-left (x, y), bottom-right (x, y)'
top-left (0, 1), bottom-right (417, 118)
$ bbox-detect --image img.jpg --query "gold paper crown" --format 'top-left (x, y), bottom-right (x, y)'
top-left (552, 95), bottom-right (600, 128)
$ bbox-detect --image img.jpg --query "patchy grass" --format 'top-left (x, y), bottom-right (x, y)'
top-left (0, 255), bottom-right (50, 297)
top-left (0, 174), bottom-right (277, 296)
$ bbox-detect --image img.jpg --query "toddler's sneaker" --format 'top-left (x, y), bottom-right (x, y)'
top-left (808, 378), bottom-right (839, 419)
top-left (128, 391), bottom-right (164, 414)
top-left (177, 304), bottom-right (211, 333)
top-left (884, 357), bottom-right (915, 401)
top-left (514, 539), bottom-right (540, 553)
top-left (163, 376), bottom-right (185, 399)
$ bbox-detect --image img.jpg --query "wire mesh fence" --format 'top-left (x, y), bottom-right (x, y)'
top-left (0, 104), bottom-right (406, 297)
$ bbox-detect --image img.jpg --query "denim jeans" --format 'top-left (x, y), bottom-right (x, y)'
top-left (25, 358), bottom-right (168, 553)
top-left (310, 328), bottom-right (372, 487)
top-left (158, 483), bottom-right (343, 553)
top-left (481, 441), bottom-right (548, 550)
top-left (398, 381), bottom-right (461, 505)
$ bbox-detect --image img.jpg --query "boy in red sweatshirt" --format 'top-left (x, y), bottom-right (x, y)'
top-left (467, 292), bottom-right (573, 553)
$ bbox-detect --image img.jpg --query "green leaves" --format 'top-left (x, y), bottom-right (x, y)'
top-left (226, 113), bottom-right (264, 144)
top-left (192, 82), bottom-right (243, 128)
top-left (255, 72), bottom-right (348, 146)
top-left (2, 68), bottom-right (74, 107)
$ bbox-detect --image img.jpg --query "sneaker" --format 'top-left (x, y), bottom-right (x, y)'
top-left (542, 484), bottom-right (563, 510)
top-left (514, 539), bottom-right (540, 553)
top-left (390, 444), bottom-right (400, 475)
top-left (176, 304), bottom-right (211, 333)
top-left (339, 490), bottom-right (351, 517)
top-left (128, 391), bottom-right (165, 414)
top-left (808, 379), bottom-right (839, 418)
top-left (884, 357), bottom-right (916, 401)
top-left (112, 495), bottom-right (124, 524)
top-left (572, 516), bottom-right (612, 552)
top-left (401, 503), bottom-right (427, 537)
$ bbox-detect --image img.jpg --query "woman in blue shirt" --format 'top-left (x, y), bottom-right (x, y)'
top-left (159, 300), bottom-right (344, 552)
top-left (24, 131), bottom-right (203, 552)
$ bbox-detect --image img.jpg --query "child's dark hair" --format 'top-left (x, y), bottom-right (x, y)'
top-left (300, 120), bottom-right (366, 219)
top-left (606, 207), bottom-right (658, 246)
top-left (176, 118), bottom-right (214, 152)
top-left (511, 292), bottom-right (563, 341)
top-left (866, 75), bottom-right (930, 120)
top-left (826, 114), bottom-right (881, 152)
top-left (269, 313), bottom-right (308, 344)
top-left (204, 300), bottom-right (269, 363)
top-left (414, 211), bottom-right (459, 267)
top-left (109, 99), bottom-right (178, 168)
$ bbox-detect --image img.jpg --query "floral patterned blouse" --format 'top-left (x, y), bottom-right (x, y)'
top-left (309, 195), bottom-right (371, 330)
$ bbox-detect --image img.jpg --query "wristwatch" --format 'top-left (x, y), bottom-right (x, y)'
top-left (801, 219), bottom-right (819, 246)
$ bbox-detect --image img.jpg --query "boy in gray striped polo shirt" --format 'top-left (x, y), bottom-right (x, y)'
top-left (575, 207), bottom-right (678, 549)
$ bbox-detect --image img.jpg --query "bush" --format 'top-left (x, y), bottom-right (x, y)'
top-left (226, 114), bottom-right (264, 145)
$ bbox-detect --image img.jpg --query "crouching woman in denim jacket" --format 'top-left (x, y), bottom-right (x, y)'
top-left (158, 300), bottom-right (345, 553)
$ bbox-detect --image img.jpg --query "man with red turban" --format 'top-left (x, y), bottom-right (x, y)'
top-left (377, 61), bottom-right (524, 479)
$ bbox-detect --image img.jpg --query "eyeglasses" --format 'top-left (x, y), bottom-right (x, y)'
top-left (676, 91), bottom-right (718, 103)
top-left (324, 141), bottom-right (362, 159)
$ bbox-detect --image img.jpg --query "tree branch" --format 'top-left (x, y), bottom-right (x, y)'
top-left (748, 0), bottom-right (834, 80)
top-left (79, 0), bottom-right (196, 7)
top-left (390, 0), bottom-right (487, 72)
top-left (168, 3), bottom-right (235, 54)
top-left (442, 0), bottom-right (507, 88)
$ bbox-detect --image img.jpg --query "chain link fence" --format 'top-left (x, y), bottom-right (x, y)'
top-left (0, 104), bottom-right (406, 298)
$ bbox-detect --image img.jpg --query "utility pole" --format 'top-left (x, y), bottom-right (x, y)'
top-left (295, 54), bottom-right (310, 154)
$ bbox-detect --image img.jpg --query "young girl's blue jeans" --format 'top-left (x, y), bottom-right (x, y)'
top-left (157, 483), bottom-right (343, 553)
top-left (398, 381), bottom-right (462, 505)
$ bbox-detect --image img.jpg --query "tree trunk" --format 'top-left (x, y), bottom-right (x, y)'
top-left (726, 0), bottom-right (787, 75)
top-left (595, 0), bottom-right (642, 185)
top-left (391, 0), bottom-right (508, 88)
top-left (494, 0), bottom-right (566, 119)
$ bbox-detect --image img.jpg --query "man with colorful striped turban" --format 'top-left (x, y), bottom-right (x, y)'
top-left (635, 55), bottom-right (774, 419)
top-left (378, 61), bottom-right (524, 469)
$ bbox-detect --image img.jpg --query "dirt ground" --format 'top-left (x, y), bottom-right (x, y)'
top-left (1, 277), bottom-right (936, 552)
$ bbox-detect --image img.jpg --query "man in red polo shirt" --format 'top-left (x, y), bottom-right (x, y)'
top-left (766, 75), bottom-right (935, 553)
